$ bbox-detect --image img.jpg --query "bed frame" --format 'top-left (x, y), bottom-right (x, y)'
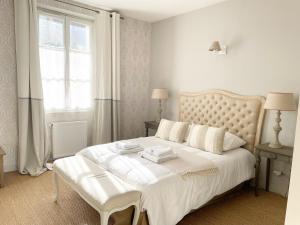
top-left (109, 89), bottom-right (266, 225)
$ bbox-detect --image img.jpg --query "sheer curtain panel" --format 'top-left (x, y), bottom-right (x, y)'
top-left (14, 0), bottom-right (48, 176)
top-left (92, 11), bottom-right (121, 144)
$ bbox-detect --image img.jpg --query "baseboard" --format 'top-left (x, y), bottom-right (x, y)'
top-left (4, 163), bottom-right (17, 172)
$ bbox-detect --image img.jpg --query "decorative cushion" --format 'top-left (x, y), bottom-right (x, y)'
top-left (223, 132), bottom-right (246, 151)
top-left (155, 119), bottom-right (175, 140)
top-left (187, 124), bottom-right (209, 149)
top-left (187, 125), bottom-right (225, 154)
top-left (205, 127), bottom-right (226, 154)
top-left (169, 122), bottom-right (189, 143)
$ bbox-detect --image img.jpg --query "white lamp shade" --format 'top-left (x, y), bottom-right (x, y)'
top-left (151, 89), bottom-right (168, 100)
top-left (264, 92), bottom-right (296, 111)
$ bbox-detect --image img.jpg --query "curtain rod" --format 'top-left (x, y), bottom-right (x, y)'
top-left (54, 0), bottom-right (124, 19)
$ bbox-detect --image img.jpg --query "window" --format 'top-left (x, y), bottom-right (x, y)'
top-left (38, 11), bottom-right (93, 111)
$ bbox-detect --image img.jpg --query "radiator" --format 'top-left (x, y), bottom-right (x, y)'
top-left (52, 121), bottom-right (88, 159)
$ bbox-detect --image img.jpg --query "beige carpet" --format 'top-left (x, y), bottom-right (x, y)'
top-left (0, 171), bottom-right (287, 225)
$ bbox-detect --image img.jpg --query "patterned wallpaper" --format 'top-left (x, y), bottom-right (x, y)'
top-left (0, 0), bottom-right (18, 171)
top-left (120, 18), bottom-right (151, 139)
top-left (0, 0), bottom-right (151, 171)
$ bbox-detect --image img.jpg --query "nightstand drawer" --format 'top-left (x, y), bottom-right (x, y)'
top-left (260, 151), bottom-right (277, 159)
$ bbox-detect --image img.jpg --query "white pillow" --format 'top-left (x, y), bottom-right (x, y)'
top-left (169, 122), bottom-right (189, 143)
top-left (187, 125), bottom-right (225, 154)
top-left (155, 119), bottom-right (175, 140)
top-left (223, 132), bottom-right (246, 151)
top-left (205, 127), bottom-right (225, 154)
top-left (187, 124), bottom-right (208, 149)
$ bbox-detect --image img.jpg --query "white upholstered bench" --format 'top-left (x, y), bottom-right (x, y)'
top-left (53, 155), bottom-right (141, 225)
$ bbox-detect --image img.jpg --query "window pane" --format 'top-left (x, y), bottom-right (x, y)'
top-left (39, 13), bottom-right (65, 111)
top-left (39, 14), bottom-right (64, 48)
top-left (70, 22), bottom-right (90, 51)
top-left (42, 80), bottom-right (65, 110)
top-left (39, 48), bottom-right (65, 80)
top-left (69, 51), bottom-right (91, 80)
top-left (38, 13), bottom-right (93, 112)
top-left (69, 81), bottom-right (91, 109)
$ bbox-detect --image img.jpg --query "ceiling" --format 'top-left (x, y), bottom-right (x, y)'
top-left (74, 0), bottom-right (228, 22)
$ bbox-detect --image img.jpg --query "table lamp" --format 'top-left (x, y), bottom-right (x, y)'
top-left (264, 92), bottom-right (296, 148)
top-left (151, 89), bottom-right (168, 122)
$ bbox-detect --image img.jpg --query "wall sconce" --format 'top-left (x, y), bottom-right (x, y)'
top-left (209, 41), bottom-right (227, 55)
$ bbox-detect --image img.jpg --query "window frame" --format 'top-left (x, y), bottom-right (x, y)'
top-left (38, 9), bottom-right (95, 113)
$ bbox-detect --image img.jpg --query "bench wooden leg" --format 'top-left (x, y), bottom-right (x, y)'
top-left (100, 211), bottom-right (109, 225)
top-left (132, 201), bottom-right (141, 225)
top-left (54, 172), bottom-right (59, 203)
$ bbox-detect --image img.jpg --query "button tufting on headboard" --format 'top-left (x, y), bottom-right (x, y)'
top-left (178, 90), bottom-right (265, 152)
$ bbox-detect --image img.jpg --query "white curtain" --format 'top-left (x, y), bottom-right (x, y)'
top-left (92, 11), bottom-right (121, 144)
top-left (14, 0), bottom-right (48, 176)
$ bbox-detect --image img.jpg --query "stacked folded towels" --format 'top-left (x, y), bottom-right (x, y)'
top-left (140, 145), bottom-right (177, 163)
top-left (109, 141), bottom-right (143, 154)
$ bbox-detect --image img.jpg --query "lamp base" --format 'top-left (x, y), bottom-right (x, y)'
top-left (268, 142), bottom-right (283, 149)
top-left (269, 110), bottom-right (283, 149)
top-left (157, 99), bottom-right (162, 122)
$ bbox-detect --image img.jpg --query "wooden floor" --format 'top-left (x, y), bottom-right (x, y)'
top-left (0, 171), bottom-right (287, 225)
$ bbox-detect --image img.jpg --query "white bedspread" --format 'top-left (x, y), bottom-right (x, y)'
top-left (77, 137), bottom-right (255, 225)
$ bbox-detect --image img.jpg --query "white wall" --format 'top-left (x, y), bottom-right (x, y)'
top-left (150, 0), bottom-right (300, 195)
top-left (285, 100), bottom-right (300, 225)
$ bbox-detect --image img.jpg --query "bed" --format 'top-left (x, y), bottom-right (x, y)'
top-left (54, 89), bottom-right (265, 225)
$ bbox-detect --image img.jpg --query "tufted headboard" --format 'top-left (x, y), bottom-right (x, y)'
top-left (179, 90), bottom-right (265, 152)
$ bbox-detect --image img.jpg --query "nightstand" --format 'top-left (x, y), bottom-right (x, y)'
top-left (144, 121), bottom-right (159, 137)
top-left (0, 147), bottom-right (5, 188)
top-left (254, 143), bottom-right (293, 196)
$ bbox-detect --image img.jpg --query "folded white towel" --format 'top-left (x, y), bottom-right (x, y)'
top-left (144, 145), bottom-right (172, 157)
top-left (109, 145), bottom-right (143, 155)
top-left (115, 141), bottom-right (139, 150)
top-left (140, 151), bottom-right (177, 163)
